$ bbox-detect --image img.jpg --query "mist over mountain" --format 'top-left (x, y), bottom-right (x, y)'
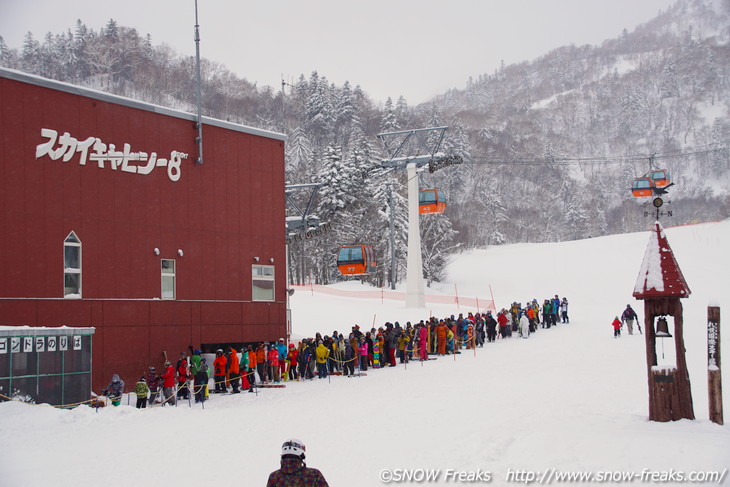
top-left (1, 0), bottom-right (728, 286)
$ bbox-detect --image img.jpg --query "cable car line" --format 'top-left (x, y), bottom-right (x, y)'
top-left (458, 145), bottom-right (726, 166)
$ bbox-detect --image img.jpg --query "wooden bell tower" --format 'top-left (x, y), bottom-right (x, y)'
top-left (633, 222), bottom-right (694, 422)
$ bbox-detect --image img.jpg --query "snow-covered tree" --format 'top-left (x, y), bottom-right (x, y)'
top-left (335, 80), bottom-right (358, 147)
top-left (305, 72), bottom-right (335, 148)
top-left (380, 97), bottom-right (399, 133)
top-left (421, 214), bottom-right (459, 286)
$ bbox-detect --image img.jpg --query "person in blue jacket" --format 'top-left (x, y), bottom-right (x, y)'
top-left (277, 338), bottom-right (288, 381)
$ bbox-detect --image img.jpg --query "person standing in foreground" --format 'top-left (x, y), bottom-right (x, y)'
top-left (266, 439), bottom-right (329, 487)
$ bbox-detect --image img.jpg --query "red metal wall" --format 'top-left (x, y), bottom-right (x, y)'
top-left (0, 72), bottom-right (287, 393)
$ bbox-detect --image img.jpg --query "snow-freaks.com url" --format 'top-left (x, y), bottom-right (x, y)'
top-left (506, 468), bottom-right (728, 484)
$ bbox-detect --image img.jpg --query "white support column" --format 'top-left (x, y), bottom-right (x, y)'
top-left (406, 162), bottom-right (425, 308)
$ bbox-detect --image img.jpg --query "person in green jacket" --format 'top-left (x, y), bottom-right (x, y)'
top-left (239, 348), bottom-right (251, 391)
top-left (135, 377), bottom-right (149, 409)
top-left (189, 348), bottom-right (202, 376)
top-left (542, 299), bottom-right (553, 329)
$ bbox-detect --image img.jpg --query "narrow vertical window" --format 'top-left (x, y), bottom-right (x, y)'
top-left (161, 259), bottom-right (176, 300)
top-left (252, 264), bottom-right (275, 301)
top-left (64, 232), bottom-right (81, 298)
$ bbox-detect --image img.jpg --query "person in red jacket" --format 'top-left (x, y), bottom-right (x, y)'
top-left (176, 353), bottom-right (190, 400)
top-left (213, 349), bottom-right (227, 393)
top-left (497, 310), bottom-right (510, 339)
top-left (268, 344), bottom-right (280, 383)
top-left (612, 316), bottom-right (622, 338)
top-left (160, 361), bottom-right (176, 406)
top-left (287, 344), bottom-right (299, 381)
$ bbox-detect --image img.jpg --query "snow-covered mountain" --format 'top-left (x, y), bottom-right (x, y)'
top-left (1, 0), bottom-right (728, 286)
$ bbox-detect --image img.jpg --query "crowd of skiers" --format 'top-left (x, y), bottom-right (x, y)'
top-left (105, 295), bottom-right (570, 407)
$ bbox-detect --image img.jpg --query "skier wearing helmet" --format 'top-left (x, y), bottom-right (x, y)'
top-left (266, 438), bottom-right (329, 487)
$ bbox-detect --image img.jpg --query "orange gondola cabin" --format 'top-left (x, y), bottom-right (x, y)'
top-left (632, 168), bottom-right (672, 198)
top-left (419, 189), bottom-right (446, 214)
top-left (649, 169), bottom-right (670, 188)
top-left (631, 177), bottom-right (654, 198)
top-left (337, 244), bottom-right (376, 276)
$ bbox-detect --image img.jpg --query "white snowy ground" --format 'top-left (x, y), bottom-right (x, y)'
top-left (1, 220), bottom-right (729, 487)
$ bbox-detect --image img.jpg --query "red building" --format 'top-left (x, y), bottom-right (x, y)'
top-left (0, 68), bottom-right (288, 393)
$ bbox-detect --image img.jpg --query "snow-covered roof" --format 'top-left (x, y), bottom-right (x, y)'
top-left (633, 222), bottom-right (691, 299)
top-left (0, 325), bottom-right (96, 336)
top-left (0, 67), bottom-right (286, 142)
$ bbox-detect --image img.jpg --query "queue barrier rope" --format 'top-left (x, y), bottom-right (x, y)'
top-left (0, 390), bottom-right (101, 409)
top-left (0, 334), bottom-right (484, 408)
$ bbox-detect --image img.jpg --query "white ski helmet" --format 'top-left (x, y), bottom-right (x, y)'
top-left (281, 438), bottom-right (306, 458)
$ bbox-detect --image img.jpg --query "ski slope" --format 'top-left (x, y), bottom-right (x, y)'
top-left (1, 220), bottom-right (728, 486)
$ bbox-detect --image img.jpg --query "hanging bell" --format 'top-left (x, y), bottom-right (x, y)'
top-left (655, 316), bottom-right (672, 338)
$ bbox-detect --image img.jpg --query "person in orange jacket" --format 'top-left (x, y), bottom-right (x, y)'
top-left (228, 347), bottom-right (241, 393)
top-left (526, 305), bottom-right (536, 332)
top-left (256, 343), bottom-right (268, 383)
top-left (247, 345), bottom-right (257, 391)
top-left (213, 349), bottom-right (227, 393)
top-left (435, 321), bottom-right (448, 355)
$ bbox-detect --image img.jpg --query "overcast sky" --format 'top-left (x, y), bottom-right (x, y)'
top-left (1, 0), bottom-right (675, 105)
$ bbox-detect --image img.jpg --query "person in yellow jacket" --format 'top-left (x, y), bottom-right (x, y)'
top-left (315, 340), bottom-right (330, 379)
top-left (397, 332), bottom-right (410, 363)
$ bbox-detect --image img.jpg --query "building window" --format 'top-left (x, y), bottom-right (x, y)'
top-left (64, 232), bottom-right (81, 298)
top-left (252, 264), bottom-right (275, 301)
top-left (161, 259), bottom-right (175, 300)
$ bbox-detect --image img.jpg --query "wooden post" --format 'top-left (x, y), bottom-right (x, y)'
top-left (708, 306), bottom-right (723, 425)
top-left (672, 301), bottom-right (695, 420)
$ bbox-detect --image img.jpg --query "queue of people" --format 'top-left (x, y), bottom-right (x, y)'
top-left (106, 295), bottom-right (570, 407)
